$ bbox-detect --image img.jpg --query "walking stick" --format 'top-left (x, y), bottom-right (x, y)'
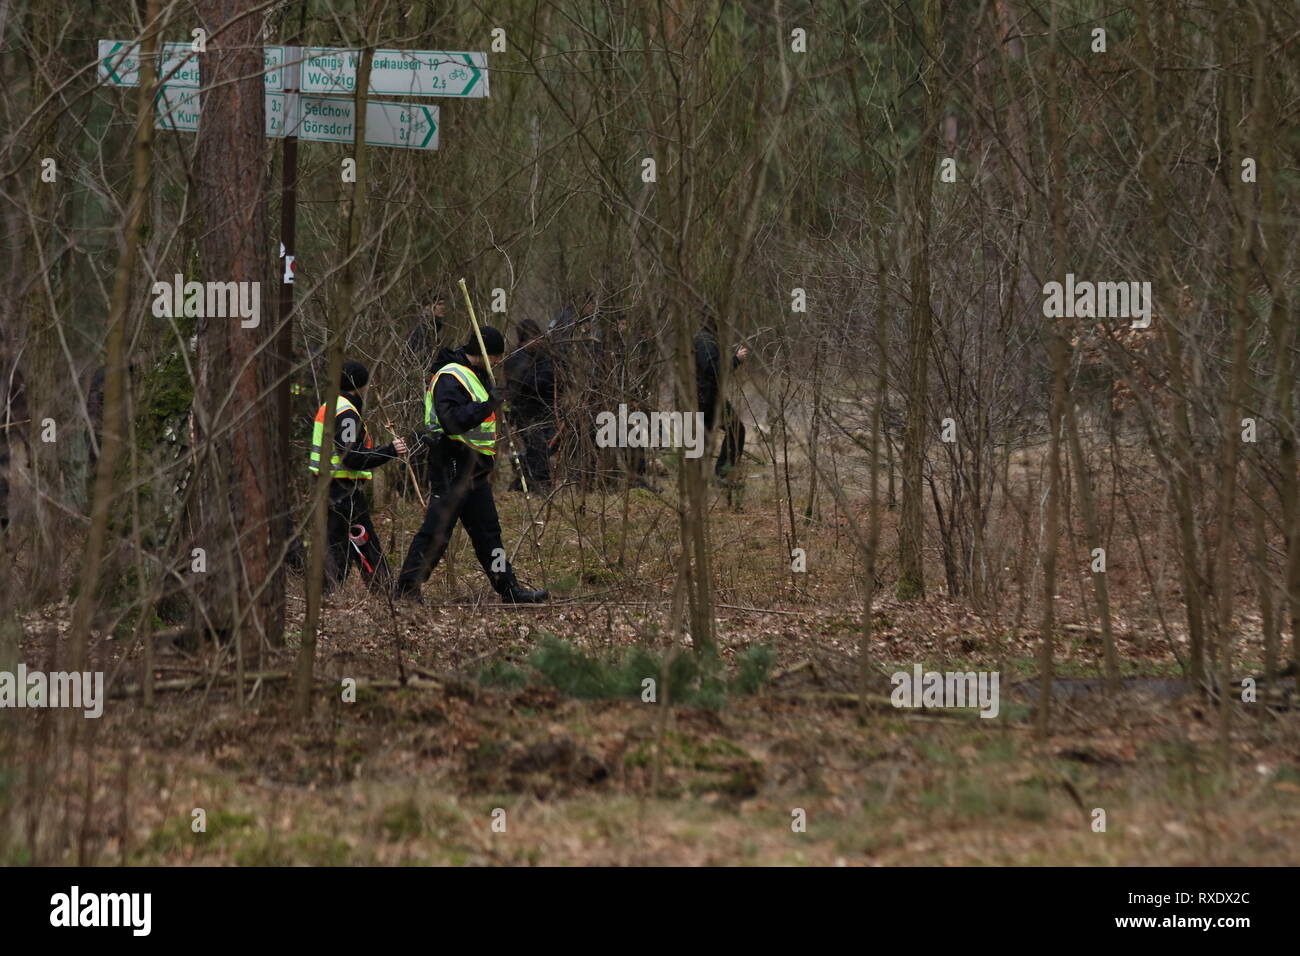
top-left (371, 386), bottom-right (426, 509)
top-left (457, 278), bottom-right (547, 570)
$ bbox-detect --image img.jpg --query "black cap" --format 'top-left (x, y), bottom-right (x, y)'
top-left (467, 326), bottom-right (505, 356)
top-left (341, 360), bottom-right (369, 392)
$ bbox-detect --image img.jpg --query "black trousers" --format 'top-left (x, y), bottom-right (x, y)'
top-left (396, 448), bottom-right (516, 596)
top-left (510, 418), bottom-right (554, 491)
top-left (325, 481), bottom-right (390, 590)
top-left (705, 400), bottom-right (746, 477)
top-left (422, 443), bottom-right (440, 496)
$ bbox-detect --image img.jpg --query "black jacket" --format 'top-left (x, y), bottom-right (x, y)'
top-left (425, 347), bottom-right (498, 474)
top-left (407, 316), bottom-right (445, 373)
top-left (330, 391), bottom-right (397, 491)
top-left (505, 345), bottom-right (556, 422)
top-left (693, 329), bottom-right (742, 416)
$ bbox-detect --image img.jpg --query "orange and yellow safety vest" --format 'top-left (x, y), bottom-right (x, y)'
top-left (309, 396), bottom-right (374, 479)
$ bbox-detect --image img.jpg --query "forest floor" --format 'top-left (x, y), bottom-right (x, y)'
top-left (6, 446), bottom-right (1300, 865)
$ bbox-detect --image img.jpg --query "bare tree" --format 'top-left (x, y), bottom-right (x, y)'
top-left (896, 0), bottom-right (940, 602)
top-left (189, 0), bottom-right (283, 660)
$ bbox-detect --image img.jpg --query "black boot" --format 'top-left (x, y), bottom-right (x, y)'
top-left (394, 585), bottom-right (424, 605)
top-left (501, 583), bottom-right (549, 603)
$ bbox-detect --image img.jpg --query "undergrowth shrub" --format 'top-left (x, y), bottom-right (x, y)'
top-left (477, 634), bottom-right (775, 708)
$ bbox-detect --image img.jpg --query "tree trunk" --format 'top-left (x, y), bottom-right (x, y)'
top-left (297, 34), bottom-right (376, 717)
top-left (1065, 401), bottom-right (1119, 689)
top-left (67, 0), bottom-right (160, 674)
top-left (1037, 1), bottom-right (1070, 739)
top-left (193, 0), bottom-right (282, 659)
top-left (896, 0), bottom-right (940, 602)
top-left (1136, 0), bottom-right (1208, 686)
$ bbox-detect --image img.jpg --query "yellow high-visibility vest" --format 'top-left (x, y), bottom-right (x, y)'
top-left (424, 362), bottom-right (496, 455)
top-left (309, 396), bottom-right (373, 479)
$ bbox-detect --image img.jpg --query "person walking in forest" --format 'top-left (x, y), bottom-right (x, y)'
top-left (407, 288), bottom-right (450, 374)
top-left (694, 317), bottom-right (748, 481)
top-left (394, 326), bottom-right (548, 604)
top-left (504, 318), bottom-right (557, 492)
top-left (309, 360), bottom-right (408, 591)
top-left (547, 288), bottom-right (597, 345)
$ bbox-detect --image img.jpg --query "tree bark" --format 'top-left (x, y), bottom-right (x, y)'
top-left (1136, 0), bottom-right (1208, 686)
top-left (1037, 0), bottom-right (1070, 739)
top-left (193, 0), bottom-right (283, 658)
top-left (896, 0), bottom-right (940, 602)
top-left (1065, 400), bottom-right (1119, 690)
top-left (296, 37), bottom-right (375, 717)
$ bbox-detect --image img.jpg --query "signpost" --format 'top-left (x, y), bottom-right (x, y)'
top-left (99, 35), bottom-right (485, 523)
top-left (152, 87), bottom-right (437, 149)
top-left (300, 47), bottom-right (488, 98)
top-left (99, 39), bottom-right (284, 90)
top-left (155, 87), bottom-right (297, 139)
top-left (100, 41), bottom-right (483, 99)
top-left (296, 95), bottom-right (438, 149)
top-left (105, 40), bottom-right (464, 149)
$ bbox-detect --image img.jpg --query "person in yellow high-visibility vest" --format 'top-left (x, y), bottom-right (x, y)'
top-left (310, 361), bottom-right (408, 590)
top-left (395, 327), bottom-right (547, 603)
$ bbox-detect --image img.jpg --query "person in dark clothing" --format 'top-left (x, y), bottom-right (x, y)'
top-left (309, 361), bottom-right (408, 591)
top-left (395, 327), bottom-right (548, 604)
top-left (504, 319), bottom-right (556, 491)
top-left (406, 289), bottom-right (450, 373)
top-left (693, 325), bottom-right (749, 480)
top-left (547, 289), bottom-right (597, 344)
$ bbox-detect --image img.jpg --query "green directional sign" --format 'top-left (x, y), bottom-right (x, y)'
top-left (300, 48), bottom-right (488, 98)
top-left (292, 95), bottom-right (438, 150)
top-left (98, 39), bottom-right (285, 90)
top-left (154, 86), bottom-right (202, 132)
top-left (99, 40), bottom-right (200, 87)
top-left (107, 39), bottom-right (442, 151)
top-left (152, 89), bottom-right (436, 151)
top-left (154, 88), bottom-right (289, 137)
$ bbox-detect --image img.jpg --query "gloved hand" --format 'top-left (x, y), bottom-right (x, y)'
top-left (486, 386), bottom-right (506, 411)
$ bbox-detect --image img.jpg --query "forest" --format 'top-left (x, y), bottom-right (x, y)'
top-left (0, 0), bottom-right (1297, 872)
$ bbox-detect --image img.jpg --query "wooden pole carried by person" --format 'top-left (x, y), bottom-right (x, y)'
top-left (371, 386), bottom-right (426, 509)
top-left (457, 277), bottom-right (531, 498)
